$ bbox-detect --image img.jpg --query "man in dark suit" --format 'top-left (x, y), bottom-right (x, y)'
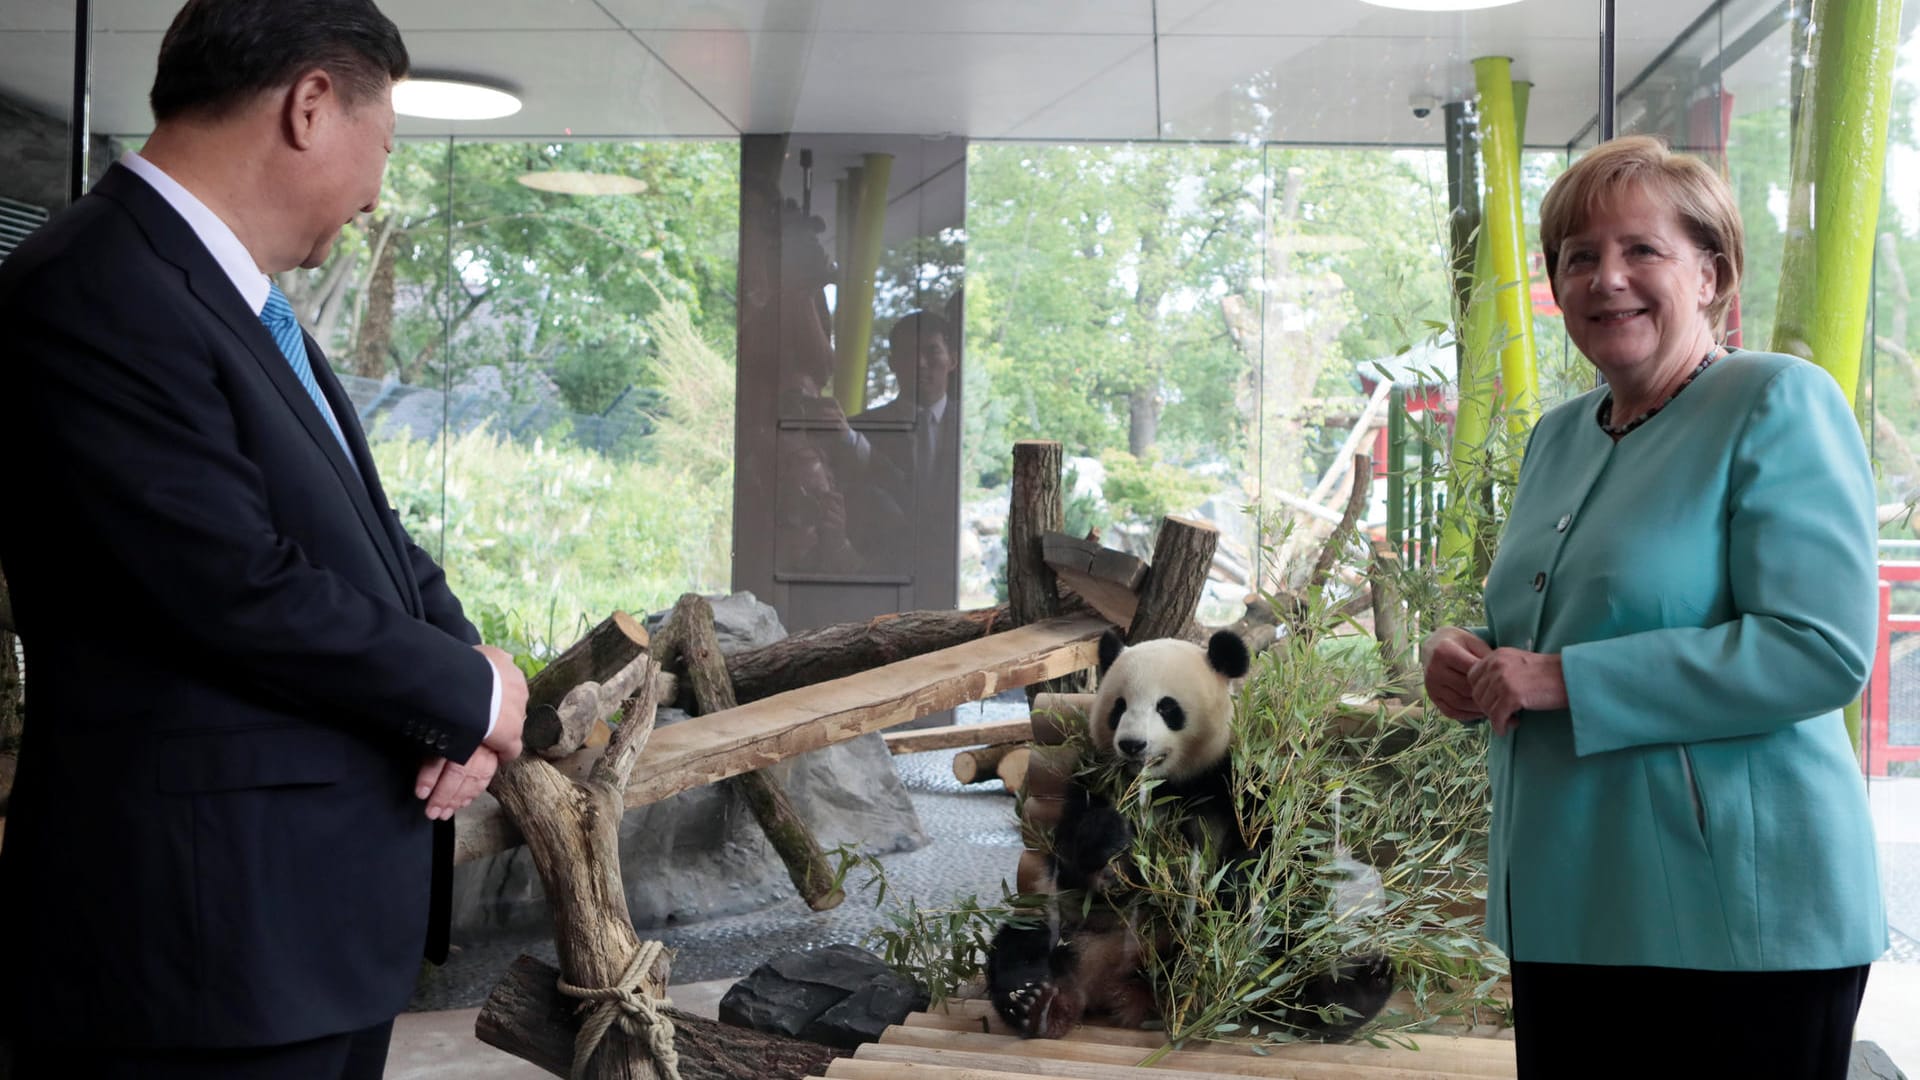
top-left (0, 2), bottom-right (529, 1076)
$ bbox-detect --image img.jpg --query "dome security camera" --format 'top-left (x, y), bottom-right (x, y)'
top-left (1409, 93), bottom-right (1439, 120)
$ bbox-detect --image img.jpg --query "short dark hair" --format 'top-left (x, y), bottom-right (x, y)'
top-left (150, 0), bottom-right (409, 122)
top-left (889, 310), bottom-right (953, 359)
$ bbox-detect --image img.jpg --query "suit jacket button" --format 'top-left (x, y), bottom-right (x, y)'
top-left (1556, 513), bottom-right (1571, 532)
top-left (1532, 572), bottom-right (1546, 591)
top-left (435, 735), bottom-right (449, 750)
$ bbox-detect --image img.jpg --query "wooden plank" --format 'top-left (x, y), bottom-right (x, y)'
top-left (867, 1022), bottom-right (1497, 1076)
top-left (841, 1051), bottom-right (1260, 1079)
top-left (1043, 532), bottom-right (1147, 633)
top-left (885, 1020), bottom-right (1513, 1077)
top-left (455, 614), bottom-right (1110, 864)
top-left (623, 614), bottom-right (1110, 808)
top-left (887, 718), bottom-right (1038, 755)
top-left (855, 1041), bottom-right (1492, 1080)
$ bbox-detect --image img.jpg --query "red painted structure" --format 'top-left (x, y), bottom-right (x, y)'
top-left (1866, 561), bottom-right (1920, 777)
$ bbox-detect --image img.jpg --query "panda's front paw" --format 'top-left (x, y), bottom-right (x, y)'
top-left (997, 980), bottom-right (1081, 1039)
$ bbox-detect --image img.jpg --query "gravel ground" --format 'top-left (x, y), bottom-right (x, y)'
top-left (408, 702), bottom-right (1920, 1011)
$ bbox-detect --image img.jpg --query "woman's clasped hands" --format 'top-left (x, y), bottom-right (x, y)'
top-left (1420, 627), bottom-right (1569, 735)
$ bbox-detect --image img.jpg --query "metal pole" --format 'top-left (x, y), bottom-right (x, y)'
top-left (1599, 0), bottom-right (1616, 141)
top-left (69, 0), bottom-right (94, 204)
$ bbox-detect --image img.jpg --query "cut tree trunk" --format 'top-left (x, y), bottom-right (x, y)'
top-left (654, 594), bottom-right (842, 912)
top-left (1126, 516), bottom-right (1219, 645)
top-left (1008, 441), bottom-right (1094, 704)
top-left (480, 649), bottom-right (674, 1079)
top-left (477, 954), bottom-right (846, 1080)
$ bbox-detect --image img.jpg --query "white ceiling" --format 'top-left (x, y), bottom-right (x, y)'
top-left (0, 0), bottom-right (1892, 147)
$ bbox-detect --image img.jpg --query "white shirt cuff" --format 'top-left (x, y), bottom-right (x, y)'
top-left (485, 661), bottom-right (501, 740)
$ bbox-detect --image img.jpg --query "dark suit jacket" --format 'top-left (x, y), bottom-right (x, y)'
top-left (0, 163), bottom-right (493, 1048)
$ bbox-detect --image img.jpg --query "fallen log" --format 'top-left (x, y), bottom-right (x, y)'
top-left (476, 954), bottom-right (845, 1080)
top-left (655, 594), bottom-right (842, 913)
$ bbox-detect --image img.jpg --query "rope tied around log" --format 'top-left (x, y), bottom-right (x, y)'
top-left (556, 939), bottom-right (681, 1080)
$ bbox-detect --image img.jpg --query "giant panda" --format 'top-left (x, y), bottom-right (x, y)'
top-left (985, 626), bottom-right (1395, 1042)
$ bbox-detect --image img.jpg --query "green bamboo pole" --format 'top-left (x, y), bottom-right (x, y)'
top-left (1769, 0), bottom-right (1903, 761)
top-left (1443, 66), bottom-right (1537, 572)
top-left (1474, 57), bottom-right (1540, 439)
top-left (832, 152), bottom-right (894, 416)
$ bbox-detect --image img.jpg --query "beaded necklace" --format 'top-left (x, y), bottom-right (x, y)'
top-left (1596, 346), bottom-right (1727, 438)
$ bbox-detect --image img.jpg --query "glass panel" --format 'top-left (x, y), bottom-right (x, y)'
top-left (369, 139), bottom-right (741, 654)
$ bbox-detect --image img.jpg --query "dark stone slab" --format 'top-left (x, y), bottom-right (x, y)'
top-left (717, 943), bottom-right (930, 1050)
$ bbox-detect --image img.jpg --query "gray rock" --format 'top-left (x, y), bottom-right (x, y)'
top-left (449, 592), bottom-right (928, 937)
top-left (717, 943), bottom-right (929, 1049)
top-left (645, 589), bottom-right (789, 654)
top-left (1852, 1041), bottom-right (1909, 1080)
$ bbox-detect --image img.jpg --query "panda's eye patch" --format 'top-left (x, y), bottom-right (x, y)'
top-left (1156, 697), bottom-right (1185, 731)
top-left (1108, 698), bottom-right (1126, 731)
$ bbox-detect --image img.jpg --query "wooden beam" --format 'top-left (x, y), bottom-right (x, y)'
top-left (455, 615), bottom-right (1111, 863)
top-left (884, 719), bottom-right (1036, 755)
top-left (656, 593), bottom-right (842, 913)
top-left (625, 615), bottom-right (1108, 808)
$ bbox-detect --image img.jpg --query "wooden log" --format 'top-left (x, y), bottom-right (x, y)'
top-left (455, 615), bottom-right (1110, 864)
top-left (1020, 745), bottom-right (1080, 801)
top-left (477, 953), bottom-right (847, 1080)
top-left (480, 649), bottom-right (673, 1079)
top-left (623, 615), bottom-right (1107, 808)
top-left (1308, 454), bottom-right (1372, 596)
top-left (534, 652), bottom-right (657, 761)
top-left (885, 719), bottom-right (1036, 755)
top-left (1041, 532), bottom-right (1147, 632)
top-left (993, 746), bottom-right (1030, 792)
top-left (1368, 545), bottom-right (1417, 693)
top-left (952, 742), bottom-right (1020, 785)
top-left (657, 594), bottom-right (842, 913)
top-left (724, 603), bottom-right (1064, 706)
top-left (1015, 848), bottom-right (1051, 895)
top-left (1029, 693), bottom-right (1093, 745)
top-left (1010, 442), bottom-right (1095, 706)
top-left (524, 611), bottom-right (650, 757)
top-left (1126, 517), bottom-right (1219, 646)
top-left (1008, 441), bottom-right (1067, 631)
top-left (1019, 795), bottom-right (1063, 833)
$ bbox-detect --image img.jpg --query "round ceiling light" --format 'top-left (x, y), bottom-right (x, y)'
top-left (393, 76), bottom-right (522, 121)
top-left (1358, 0), bottom-right (1523, 9)
top-left (515, 171), bottom-right (650, 196)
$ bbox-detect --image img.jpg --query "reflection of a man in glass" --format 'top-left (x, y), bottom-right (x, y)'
top-left (848, 311), bottom-right (959, 518)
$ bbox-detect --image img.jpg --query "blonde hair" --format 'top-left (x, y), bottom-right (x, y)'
top-left (1538, 134), bottom-right (1745, 330)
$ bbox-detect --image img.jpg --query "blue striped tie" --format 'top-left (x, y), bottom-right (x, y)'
top-left (259, 282), bottom-right (352, 459)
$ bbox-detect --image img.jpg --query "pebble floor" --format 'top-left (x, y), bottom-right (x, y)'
top-left (408, 694), bottom-right (1920, 1011)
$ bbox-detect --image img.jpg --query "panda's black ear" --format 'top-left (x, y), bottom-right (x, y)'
top-left (1097, 627), bottom-right (1126, 674)
top-left (1207, 630), bottom-right (1250, 680)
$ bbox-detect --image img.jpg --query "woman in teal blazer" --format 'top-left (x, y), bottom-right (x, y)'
top-left (1422, 136), bottom-right (1885, 1080)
